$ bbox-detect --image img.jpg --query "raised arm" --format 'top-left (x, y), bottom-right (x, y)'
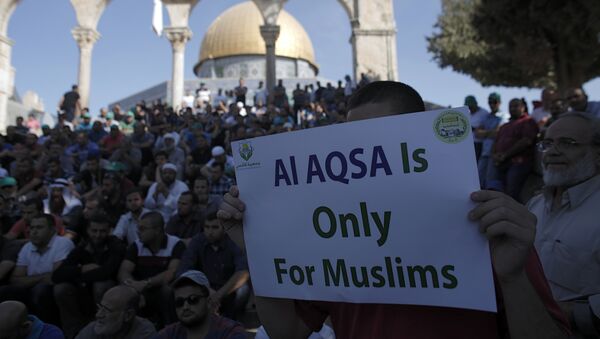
top-left (218, 185), bottom-right (313, 339)
top-left (469, 190), bottom-right (569, 339)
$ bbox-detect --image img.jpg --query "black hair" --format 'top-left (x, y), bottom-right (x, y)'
top-left (205, 211), bottom-right (218, 222)
top-left (347, 81), bottom-right (425, 114)
top-left (33, 213), bottom-right (55, 229)
top-left (141, 211), bottom-right (164, 230)
top-left (180, 191), bottom-right (199, 205)
top-left (125, 187), bottom-right (145, 199)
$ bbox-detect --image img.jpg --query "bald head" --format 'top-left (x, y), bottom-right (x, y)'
top-left (0, 301), bottom-right (29, 335)
top-left (102, 285), bottom-right (139, 312)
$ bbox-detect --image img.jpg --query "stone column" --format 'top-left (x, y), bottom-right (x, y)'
top-left (0, 0), bottom-right (20, 133)
top-left (71, 27), bottom-right (100, 109)
top-left (0, 35), bottom-right (13, 133)
top-left (70, 0), bottom-right (111, 111)
top-left (260, 24), bottom-right (280, 93)
top-left (253, 0), bottom-right (286, 93)
top-left (162, 0), bottom-right (198, 110)
top-left (165, 27), bottom-right (192, 111)
top-left (347, 0), bottom-right (398, 81)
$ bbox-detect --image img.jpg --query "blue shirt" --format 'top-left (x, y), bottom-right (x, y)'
top-left (27, 315), bottom-right (65, 339)
top-left (480, 112), bottom-right (508, 157)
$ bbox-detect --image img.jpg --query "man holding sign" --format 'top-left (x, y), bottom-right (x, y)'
top-left (219, 82), bottom-right (569, 338)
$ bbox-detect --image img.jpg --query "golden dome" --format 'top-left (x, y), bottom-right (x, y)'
top-left (195, 1), bottom-right (318, 74)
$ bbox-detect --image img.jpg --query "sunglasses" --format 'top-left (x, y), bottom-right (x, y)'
top-left (175, 294), bottom-right (207, 308)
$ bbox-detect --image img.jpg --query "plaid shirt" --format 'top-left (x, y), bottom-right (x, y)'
top-left (209, 176), bottom-right (233, 197)
top-left (156, 315), bottom-right (246, 339)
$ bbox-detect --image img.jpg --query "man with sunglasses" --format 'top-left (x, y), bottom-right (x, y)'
top-left (156, 270), bottom-right (245, 339)
top-left (75, 285), bottom-right (155, 339)
top-left (530, 112), bottom-right (600, 338)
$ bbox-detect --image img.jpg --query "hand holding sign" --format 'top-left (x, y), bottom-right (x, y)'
top-left (469, 190), bottom-right (536, 283)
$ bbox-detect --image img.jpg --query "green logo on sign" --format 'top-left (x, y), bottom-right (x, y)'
top-left (433, 111), bottom-right (470, 144)
top-left (239, 142), bottom-right (253, 161)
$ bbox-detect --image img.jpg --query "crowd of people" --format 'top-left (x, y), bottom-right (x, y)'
top-left (0, 75), bottom-right (597, 339)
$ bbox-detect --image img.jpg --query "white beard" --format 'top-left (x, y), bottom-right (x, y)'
top-left (543, 152), bottom-right (598, 187)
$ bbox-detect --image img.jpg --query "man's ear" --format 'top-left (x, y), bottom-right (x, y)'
top-left (124, 308), bottom-right (136, 322)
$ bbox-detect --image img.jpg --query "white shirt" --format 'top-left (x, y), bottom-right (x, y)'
top-left (470, 107), bottom-right (490, 143)
top-left (529, 174), bottom-right (600, 333)
top-left (531, 107), bottom-right (551, 123)
top-left (17, 235), bottom-right (74, 276)
top-left (113, 208), bottom-right (151, 245)
top-left (144, 180), bottom-right (189, 223)
top-left (197, 89), bottom-right (211, 104)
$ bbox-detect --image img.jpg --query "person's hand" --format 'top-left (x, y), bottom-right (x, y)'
top-left (156, 182), bottom-right (168, 197)
top-left (469, 190), bottom-right (536, 283)
top-left (217, 186), bottom-right (246, 232)
top-left (81, 263), bottom-right (101, 273)
top-left (208, 290), bottom-right (224, 313)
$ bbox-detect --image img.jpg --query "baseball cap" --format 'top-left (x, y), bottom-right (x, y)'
top-left (0, 176), bottom-right (17, 187)
top-left (488, 92), bottom-right (501, 102)
top-left (164, 132), bottom-right (176, 140)
top-left (82, 112), bottom-right (91, 119)
top-left (464, 95), bottom-right (477, 106)
top-left (106, 112), bottom-right (114, 120)
top-left (172, 270), bottom-right (211, 290)
top-left (211, 146), bottom-right (225, 157)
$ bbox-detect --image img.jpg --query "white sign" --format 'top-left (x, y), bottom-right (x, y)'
top-left (232, 107), bottom-right (496, 312)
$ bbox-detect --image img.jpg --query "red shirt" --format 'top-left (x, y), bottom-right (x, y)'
top-left (493, 114), bottom-right (538, 164)
top-left (9, 216), bottom-right (65, 239)
top-left (296, 249), bottom-right (569, 339)
top-left (100, 133), bottom-right (124, 153)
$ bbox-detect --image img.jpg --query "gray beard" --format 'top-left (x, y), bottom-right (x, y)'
top-left (543, 152), bottom-right (598, 187)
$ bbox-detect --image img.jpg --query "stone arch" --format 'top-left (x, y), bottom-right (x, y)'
top-left (252, 0), bottom-right (397, 82)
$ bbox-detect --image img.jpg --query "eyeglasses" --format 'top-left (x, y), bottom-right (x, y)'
top-left (96, 303), bottom-right (115, 314)
top-left (537, 138), bottom-right (589, 152)
top-left (175, 294), bottom-right (207, 308)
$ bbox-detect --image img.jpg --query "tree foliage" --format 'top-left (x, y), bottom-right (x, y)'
top-left (427, 0), bottom-right (600, 93)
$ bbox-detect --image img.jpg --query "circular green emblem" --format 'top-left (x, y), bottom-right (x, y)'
top-left (433, 110), bottom-right (470, 144)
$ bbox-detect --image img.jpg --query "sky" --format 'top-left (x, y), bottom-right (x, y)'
top-left (8, 0), bottom-right (600, 114)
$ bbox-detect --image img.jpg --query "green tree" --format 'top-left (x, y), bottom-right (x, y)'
top-left (427, 0), bottom-right (600, 94)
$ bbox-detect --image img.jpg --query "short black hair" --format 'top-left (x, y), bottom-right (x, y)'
top-left (205, 211), bottom-right (218, 222)
top-left (348, 81), bottom-right (425, 114)
top-left (141, 211), bottom-right (164, 230)
top-left (180, 191), bottom-right (199, 205)
top-left (88, 211), bottom-right (111, 227)
top-left (33, 214), bottom-right (55, 229)
top-left (125, 187), bottom-right (145, 199)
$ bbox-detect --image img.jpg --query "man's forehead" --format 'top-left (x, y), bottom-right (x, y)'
top-left (546, 117), bottom-right (591, 139)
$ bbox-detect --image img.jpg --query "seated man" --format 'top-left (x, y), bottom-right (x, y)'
top-left (0, 214), bottom-right (74, 325)
top-left (177, 212), bottom-right (249, 320)
top-left (0, 236), bottom-right (22, 284)
top-left (75, 285), bottom-right (156, 339)
top-left (218, 81), bottom-right (570, 338)
top-left (207, 162), bottom-right (233, 197)
top-left (192, 176), bottom-right (222, 218)
top-left (113, 188), bottom-right (150, 245)
top-left (53, 212), bottom-right (126, 338)
top-left (166, 191), bottom-right (204, 244)
top-left (5, 196), bottom-right (65, 240)
top-left (118, 211), bottom-right (185, 327)
top-left (0, 300), bottom-right (64, 339)
top-left (531, 112), bottom-right (600, 337)
top-left (144, 163), bottom-right (189, 223)
top-left (156, 270), bottom-right (245, 339)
